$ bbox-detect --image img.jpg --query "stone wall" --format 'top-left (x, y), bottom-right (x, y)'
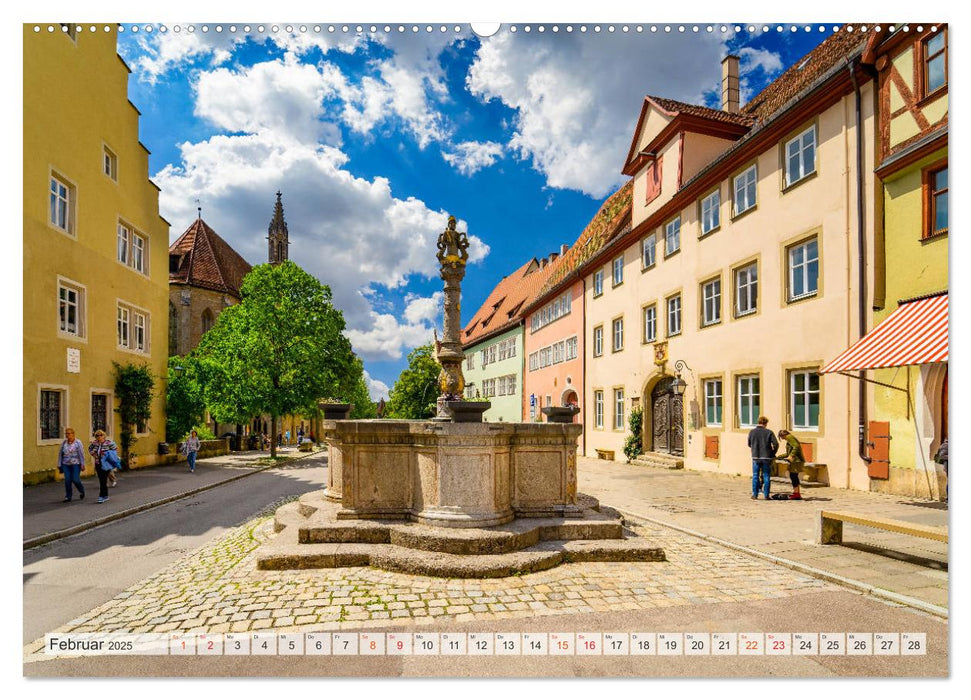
top-left (169, 285), bottom-right (239, 357)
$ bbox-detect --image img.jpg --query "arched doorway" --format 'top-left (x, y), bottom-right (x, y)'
top-left (651, 376), bottom-right (684, 456)
top-left (562, 389), bottom-right (579, 423)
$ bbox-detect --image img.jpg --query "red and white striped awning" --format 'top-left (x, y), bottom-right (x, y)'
top-left (821, 293), bottom-right (948, 373)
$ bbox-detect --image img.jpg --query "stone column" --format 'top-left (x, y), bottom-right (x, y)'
top-left (434, 216), bottom-right (470, 418)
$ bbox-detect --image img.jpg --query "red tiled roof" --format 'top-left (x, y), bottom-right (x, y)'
top-left (169, 218), bottom-right (253, 298)
top-left (741, 27), bottom-right (871, 122)
top-left (535, 180), bottom-right (633, 300)
top-left (647, 95), bottom-right (756, 127)
top-left (462, 253), bottom-right (562, 348)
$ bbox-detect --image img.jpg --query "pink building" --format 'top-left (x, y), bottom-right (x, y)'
top-left (522, 184), bottom-right (633, 450)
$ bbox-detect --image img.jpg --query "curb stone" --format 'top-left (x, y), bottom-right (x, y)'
top-left (618, 508), bottom-right (949, 620)
top-left (23, 450), bottom-right (324, 551)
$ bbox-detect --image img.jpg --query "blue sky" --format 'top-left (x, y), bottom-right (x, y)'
top-left (116, 23), bottom-right (830, 399)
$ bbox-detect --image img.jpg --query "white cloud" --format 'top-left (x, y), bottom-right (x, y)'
top-left (403, 292), bottom-right (443, 325)
top-left (346, 312), bottom-right (437, 361)
top-left (467, 30), bottom-right (734, 198)
top-left (363, 370), bottom-right (390, 402)
top-left (194, 54), bottom-right (341, 144)
top-left (737, 47), bottom-right (785, 104)
top-left (442, 141), bottom-right (504, 176)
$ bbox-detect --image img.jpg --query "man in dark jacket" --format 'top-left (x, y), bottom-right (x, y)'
top-left (748, 416), bottom-right (779, 500)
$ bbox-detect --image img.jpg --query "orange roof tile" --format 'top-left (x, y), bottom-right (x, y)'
top-left (534, 180), bottom-right (633, 301)
top-left (169, 218), bottom-right (253, 298)
top-left (742, 27), bottom-right (871, 122)
top-left (462, 252), bottom-right (563, 348)
top-left (647, 95), bottom-right (756, 127)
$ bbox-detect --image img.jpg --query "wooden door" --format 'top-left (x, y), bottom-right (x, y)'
top-left (867, 420), bottom-right (891, 479)
top-left (651, 378), bottom-right (685, 456)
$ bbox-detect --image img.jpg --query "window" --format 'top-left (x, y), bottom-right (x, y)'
top-left (926, 165), bottom-right (948, 237)
top-left (666, 294), bottom-right (682, 337)
top-left (641, 234), bottom-right (656, 269)
top-left (594, 390), bottom-right (604, 428)
top-left (118, 223), bottom-right (147, 274)
top-left (643, 304), bottom-right (657, 343)
top-left (700, 190), bottom-right (720, 235)
top-left (117, 303), bottom-right (150, 353)
top-left (481, 349), bottom-right (488, 367)
top-left (701, 278), bottom-right (721, 327)
top-left (553, 341), bottom-right (564, 364)
top-left (664, 217), bottom-right (681, 256)
top-left (734, 262), bottom-right (758, 317)
top-left (528, 352), bottom-right (538, 372)
top-left (733, 164), bottom-right (757, 216)
top-left (466, 353), bottom-right (475, 370)
top-left (545, 394), bottom-right (552, 407)
top-left (790, 370), bottom-right (821, 430)
top-left (566, 336), bottom-right (578, 360)
top-left (499, 340), bottom-right (509, 361)
top-left (704, 379), bottom-right (723, 427)
top-left (923, 29), bottom-right (947, 95)
top-left (508, 339), bottom-right (517, 358)
top-left (612, 255), bottom-right (624, 287)
top-left (614, 389), bottom-right (625, 430)
top-left (611, 317), bottom-right (624, 352)
top-left (117, 306), bottom-right (130, 348)
top-left (737, 375), bottom-right (760, 428)
top-left (49, 174), bottom-right (73, 233)
top-left (788, 238), bottom-right (819, 301)
top-left (593, 269), bottom-right (604, 297)
top-left (784, 125), bottom-right (816, 187)
top-left (40, 388), bottom-right (65, 441)
top-left (645, 157), bottom-right (662, 203)
top-left (593, 325), bottom-right (604, 357)
top-left (103, 146), bottom-right (118, 181)
top-left (58, 279), bottom-right (85, 337)
top-left (91, 393), bottom-right (109, 435)
top-left (489, 345), bottom-right (497, 364)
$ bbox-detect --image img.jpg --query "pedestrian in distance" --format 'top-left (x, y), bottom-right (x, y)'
top-left (298, 427), bottom-right (304, 443)
top-left (58, 427), bottom-right (86, 502)
top-left (285, 429), bottom-right (290, 445)
top-left (778, 430), bottom-right (804, 500)
top-left (935, 437), bottom-right (948, 500)
top-left (183, 429), bottom-right (202, 473)
top-left (748, 416), bottom-right (778, 500)
top-left (88, 430), bottom-right (119, 503)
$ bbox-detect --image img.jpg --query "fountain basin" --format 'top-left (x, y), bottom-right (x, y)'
top-left (322, 419), bottom-right (583, 528)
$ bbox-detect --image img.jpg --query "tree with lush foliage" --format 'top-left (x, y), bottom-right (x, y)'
top-left (113, 362), bottom-right (156, 468)
top-left (194, 261), bottom-right (354, 457)
top-left (385, 343), bottom-right (440, 419)
top-left (338, 354), bottom-right (377, 419)
top-left (165, 356), bottom-right (207, 443)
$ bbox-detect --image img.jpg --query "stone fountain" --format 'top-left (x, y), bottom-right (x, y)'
top-left (256, 217), bottom-right (665, 577)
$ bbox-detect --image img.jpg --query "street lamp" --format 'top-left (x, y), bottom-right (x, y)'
top-left (673, 359), bottom-right (692, 396)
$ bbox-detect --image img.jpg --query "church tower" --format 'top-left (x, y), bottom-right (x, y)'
top-left (267, 191), bottom-right (290, 264)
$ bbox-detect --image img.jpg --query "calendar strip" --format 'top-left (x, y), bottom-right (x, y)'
top-left (43, 632), bottom-right (927, 656)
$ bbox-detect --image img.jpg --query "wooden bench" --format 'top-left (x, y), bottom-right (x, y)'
top-left (595, 449), bottom-right (615, 461)
top-left (816, 510), bottom-right (948, 545)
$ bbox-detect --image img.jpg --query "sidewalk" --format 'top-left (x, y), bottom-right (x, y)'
top-left (23, 446), bottom-right (309, 546)
top-left (578, 457), bottom-right (948, 612)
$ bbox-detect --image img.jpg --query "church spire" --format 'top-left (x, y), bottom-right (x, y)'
top-left (267, 190), bottom-right (290, 264)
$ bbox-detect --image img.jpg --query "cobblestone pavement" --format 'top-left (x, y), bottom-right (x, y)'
top-left (578, 457), bottom-right (948, 609)
top-left (24, 504), bottom-right (834, 652)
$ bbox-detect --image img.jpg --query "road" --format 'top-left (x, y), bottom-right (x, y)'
top-left (23, 457), bottom-right (326, 645)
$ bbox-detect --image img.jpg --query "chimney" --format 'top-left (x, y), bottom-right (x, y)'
top-left (721, 55), bottom-right (740, 114)
top-left (560, 243), bottom-right (569, 255)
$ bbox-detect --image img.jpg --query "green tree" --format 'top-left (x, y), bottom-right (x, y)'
top-left (195, 261), bottom-right (353, 457)
top-left (113, 362), bottom-right (156, 468)
top-left (165, 356), bottom-right (206, 443)
top-left (385, 343), bottom-right (440, 419)
top-left (339, 354), bottom-right (377, 419)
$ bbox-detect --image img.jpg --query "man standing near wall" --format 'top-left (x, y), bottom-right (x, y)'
top-left (748, 417), bottom-right (779, 500)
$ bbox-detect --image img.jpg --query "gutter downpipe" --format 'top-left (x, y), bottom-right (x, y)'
top-left (849, 58), bottom-right (873, 469)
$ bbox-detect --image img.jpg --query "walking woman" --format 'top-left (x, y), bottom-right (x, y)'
top-left (58, 427), bottom-right (86, 502)
top-left (88, 430), bottom-right (118, 504)
top-left (183, 429), bottom-right (201, 473)
top-left (778, 430), bottom-right (805, 500)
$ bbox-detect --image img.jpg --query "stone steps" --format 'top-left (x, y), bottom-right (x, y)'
top-left (631, 452), bottom-right (685, 469)
top-left (256, 490), bottom-right (667, 577)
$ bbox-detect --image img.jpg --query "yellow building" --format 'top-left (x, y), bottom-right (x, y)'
top-left (23, 25), bottom-right (171, 483)
top-left (823, 27), bottom-right (948, 500)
